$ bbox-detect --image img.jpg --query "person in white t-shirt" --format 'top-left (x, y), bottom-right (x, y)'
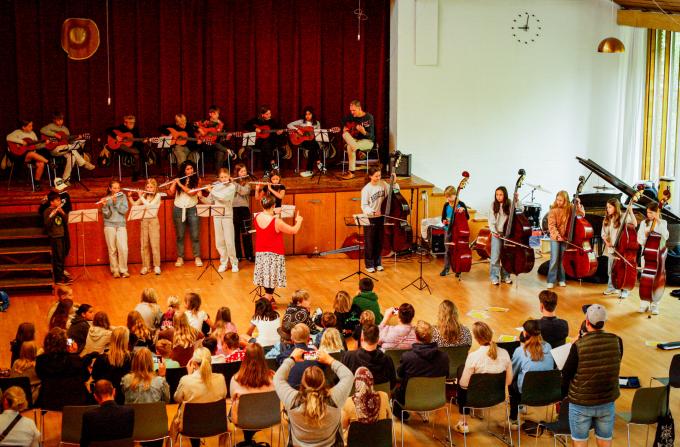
top-left (246, 298), bottom-right (281, 348)
top-left (637, 202), bottom-right (670, 315)
top-left (184, 292), bottom-right (212, 334)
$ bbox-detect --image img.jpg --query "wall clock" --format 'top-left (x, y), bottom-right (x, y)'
top-left (512, 12), bottom-right (542, 45)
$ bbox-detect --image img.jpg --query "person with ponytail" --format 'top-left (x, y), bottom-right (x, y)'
top-left (455, 321), bottom-right (512, 434)
top-left (508, 319), bottom-right (554, 426)
top-left (174, 347), bottom-right (227, 447)
top-left (274, 348), bottom-right (353, 446)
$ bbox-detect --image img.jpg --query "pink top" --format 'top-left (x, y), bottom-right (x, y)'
top-left (255, 215), bottom-right (285, 255)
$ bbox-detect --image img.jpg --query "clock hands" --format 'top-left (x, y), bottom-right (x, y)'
top-left (518, 12), bottom-right (530, 31)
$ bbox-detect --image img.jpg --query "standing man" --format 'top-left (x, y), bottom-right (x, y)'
top-left (562, 304), bottom-right (622, 447)
top-left (41, 112), bottom-right (95, 183)
top-left (340, 100), bottom-right (374, 180)
top-left (106, 115), bottom-right (143, 182)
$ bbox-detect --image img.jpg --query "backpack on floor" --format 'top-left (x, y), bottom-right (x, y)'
top-left (0, 291), bottom-right (9, 312)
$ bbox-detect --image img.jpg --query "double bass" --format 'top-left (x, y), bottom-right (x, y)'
top-left (639, 187), bottom-right (671, 302)
top-left (500, 169), bottom-right (535, 276)
top-left (562, 176), bottom-right (598, 278)
top-left (381, 151), bottom-right (413, 255)
top-left (446, 172), bottom-right (472, 274)
top-left (609, 188), bottom-right (643, 293)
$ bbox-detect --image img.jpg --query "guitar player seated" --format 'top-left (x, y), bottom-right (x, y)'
top-left (106, 114), bottom-right (143, 182)
top-left (41, 111), bottom-right (95, 184)
top-left (6, 119), bottom-right (49, 190)
top-left (287, 107), bottom-right (322, 178)
top-left (160, 113), bottom-right (200, 167)
top-left (340, 99), bottom-right (374, 180)
top-left (245, 104), bottom-right (285, 175)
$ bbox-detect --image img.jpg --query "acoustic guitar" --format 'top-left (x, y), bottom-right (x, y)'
top-left (343, 120), bottom-right (371, 138)
top-left (107, 130), bottom-right (160, 150)
top-left (42, 132), bottom-right (91, 154)
top-left (289, 126), bottom-right (340, 146)
top-left (8, 138), bottom-right (49, 157)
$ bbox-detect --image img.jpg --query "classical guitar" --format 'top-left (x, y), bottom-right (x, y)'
top-left (343, 120), bottom-right (372, 138)
top-left (42, 132), bottom-right (91, 154)
top-left (253, 124), bottom-right (295, 140)
top-left (8, 138), bottom-right (49, 157)
top-left (289, 126), bottom-right (340, 146)
top-left (107, 130), bottom-right (161, 150)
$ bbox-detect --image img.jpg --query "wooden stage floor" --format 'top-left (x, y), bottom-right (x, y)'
top-left (2, 253), bottom-right (679, 446)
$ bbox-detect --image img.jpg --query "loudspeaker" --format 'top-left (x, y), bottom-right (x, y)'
top-left (428, 226), bottom-right (446, 255)
top-left (394, 153), bottom-right (412, 177)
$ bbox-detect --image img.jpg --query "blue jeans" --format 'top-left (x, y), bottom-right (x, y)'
top-left (569, 401), bottom-right (615, 442)
top-left (547, 241), bottom-right (566, 283)
top-left (173, 206), bottom-right (200, 258)
top-left (489, 235), bottom-right (509, 281)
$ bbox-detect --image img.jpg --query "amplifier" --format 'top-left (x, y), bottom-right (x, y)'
top-left (393, 153), bottom-right (412, 177)
top-left (428, 226), bottom-right (446, 255)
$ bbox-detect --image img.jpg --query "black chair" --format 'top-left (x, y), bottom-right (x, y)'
top-left (212, 361), bottom-right (242, 397)
top-left (440, 345), bottom-right (470, 381)
top-left (90, 440), bottom-right (134, 447)
top-left (347, 418), bottom-right (393, 447)
top-left (129, 402), bottom-right (170, 446)
top-left (652, 353), bottom-right (680, 388)
top-left (0, 376), bottom-right (35, 410)
top-left (59, 405), bottom-right (99, 446)
top-left (538, 398), bottom-right (571, 447)
top-left (6, 151), bottom-right (37, 191)
top-left (179, 398), bottom-right (230, 447)
top-left (265, 358), bottom-right (279, 372)
top-left (461, 372), bottom-right (513, 447)
top-left (166, 366), bottom-right (187, 403)
top-left (517, 370), bottom-right (562, 446)
top-left (497, 341), bottom-right (520, 358)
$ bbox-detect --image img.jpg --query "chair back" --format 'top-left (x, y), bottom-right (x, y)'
top-left (374, 381), bottom-right (391, 398)
top-left (404, 376), bottom-right (446, 412)
top-left (265, 358), bottom-right (279, 372)
top-left (89, 440), bottom-right (134, 447)
top-left (541, 398), bottom-right (570, 435)
top-left (60, 405), bottom-right (99, 444)
top-left (129, 402), bottom-right (169, 442)
top-left (521, 370), bottom-right (562, 407)
top-left (165, 366), bottom-right (187, 403)
top-left (440, 345), bottom-right (470, 380)
top-left (669, 353), bottom-right (680, 388)
top-left (384, 349), bottom-right (408, 380)
top-left (347, 419), bottom-right (393, 447)
top-left (181, 399), bottom-right (228, 438)
top-left (497, 341), bottom-right (520, 358)
top-left (234, 391), bottom-right (281, 430)
top-left (629, 386), bottom-right (668, 424)
top-left (212, 361), bottom-right (242, 397)
top-left (0, 376), bottom-right (34, 408)
top-left (330, 351), bottom-right (344, 362)
top-left (465, 372), bottom-right (506, 409)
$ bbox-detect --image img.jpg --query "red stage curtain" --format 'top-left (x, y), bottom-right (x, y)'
top-left (0, 0), bottom-right (389, 152)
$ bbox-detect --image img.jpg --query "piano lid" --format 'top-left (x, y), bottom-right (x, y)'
top-left (576, 157), bottom-right (680, 224)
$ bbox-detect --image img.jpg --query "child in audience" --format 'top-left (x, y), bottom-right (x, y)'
top-left (352, 278), bottom-right (383, 324)
top-left (319, 328), bottom-right (344, 354)
top-left (282, 289), bottom-right (319, 334)
top-left (184, 292), bottom-right (212, 334)
top-left (352, 310), bottom-right (376, 340)
top-left (127, 310), bottom-right (154, 351)
top-left (247, 298), bottom-right (281, 348)
top-left (154, 339), bottom-right (180, 370)
top-left (100, 179), bottom-right (129, 278)
top-left (202, 336), bottom-right (225, 364)
top-left (160, 296), bottom-right (180, 331)
top-left (333, 290), bottom-right (360, 337)
top-left (46, 285), bottom-right (78, 324)
top-left (10, 341), bottom-right (41, 403)
top-left (128, 178), bottom-right (162, 275)
top-left (314, 312), bottom-right (338, 346)
top-left (223, 332), bottom-right (245, 363)
top-left (214, 306), bottom-right (238, 333)
top-left (9, 322), bottom-right (35, 366)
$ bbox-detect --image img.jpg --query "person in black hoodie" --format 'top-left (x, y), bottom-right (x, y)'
top-left (67, 303), bottom-right (94, 354)
top-left (35, 328), bottom-right (89, 410)
top-left (394, 320), bottom-right (449, 416)
top-left (341, 324), bottom-right (396, 389)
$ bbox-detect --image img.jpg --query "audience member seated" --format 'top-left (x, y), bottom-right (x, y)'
top-left (394, 321), bottom-right (449, 417)
top-left (277, 323), bottom-right (318, 388)
top-left (313, 312), bottom-right (338, 346)
top-left (282, 289), bottom-right (320, 334)
top-left (9, 322), bottom-right (35, 366)
top-left (91, 327), bottom-right (133, 405)
top-left (173, 348), bottom-right (228, 447)
top-left (67, 303), bottom-right (94, 354)
top-left (222, 332), bottom-right (245, 363)
top-left (455, 321), bottom-right (512, 434)
top-left (9, 341), bottom-right (41, 404)
top-left (351, 310), bottom-right (375, 341)
top-left (171, 312), bottom-right (202, 366)
top-left (213, 306), bottom-right (238, 334)
top-left (333, 290), bottom-right (360, 337)
top-left (154, 339), bottom-right (180, 370)
top-left (46, 285), bottom-right (78, 327)
top-left (508, 319), bottom-right (554, 426)
top-left (202, 336), bottom-right (225, 363)
top-left (36, 327), bottom-right (89, 410)
top-left (184, 292), bottom-right (212, 335)
top-left (352, 278), bottom-right (383, 324)
top-left (264, 325), bottom-right (293, 360)
top-left (127, 310), bottom-right (155, 351)
top-left (341, 367), bottom-right (391, 438)
top-left (379, 303), bottom-right (417, 350)
top-left (121, 347), bottom-right (170, 404)
top-left (159, 295), bottom-right (180, 331)
top-left (49, 298), bottom-right (74, 330)
top-left (342, 324), bottom-right (397, 389)
top-left (537, 290), bottom-right (569, 348)
top-left (80, 380), bottom-right (134, 447)
top-left (134, 288), bottom-right (163, 331)
top-left (274, 349), bottom-right (353, 446)
top-left (229, 343), bottom-right (275, 446)
top-left (432, 300), bottom-right (472, 347)
top-left (0, 386), bottom-right (40, 447)
top-left (319, 328), bottom-right (345, 354)
top-left (246, 298), bottom-right (281, 348)
top-left (80, 311), bottom-right (112, 357)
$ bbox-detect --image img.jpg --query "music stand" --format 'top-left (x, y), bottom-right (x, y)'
top-left (340, 214), bottom-right (377, 283)
top-left (310, 129), bottom-right (331, 184)
top-left (196, 204), bottom-right (226, 281)
top-left (68, 208), bottom-right (99, 281)
top-left (274, 204), bottom-right (296, 219)
top-left (242, 132), bottom-right (258, 173)
top-left (402, 237), bottom-right (431, 294)
top-left (156, 136), bottom-right (173, 178)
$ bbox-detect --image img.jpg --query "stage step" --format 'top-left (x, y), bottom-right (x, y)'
top-left (0, 212), bottom-right (42, 228)
top-left (0, 263), bottom-right (53, 272)
top-left (0, 277), bottom-right (54, 291)
top-left (0, 227), bottom-right (48, 241)
top-left (0, 246), bottom-right (52, 256)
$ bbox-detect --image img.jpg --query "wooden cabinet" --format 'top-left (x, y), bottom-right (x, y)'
top-left (294, 193), bottom-right (335, 254)
top-left (334, 191), bottom-right (364, 249)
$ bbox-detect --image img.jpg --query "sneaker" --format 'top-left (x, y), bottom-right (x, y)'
top-left (603, 288), bottom-right (619, 295)
top-left (112, 271), bottom-right (121, 278)
top-left (620, 290), bottom-right (629, 299)
top-left (509, 419), bottom-right (519, 430)
top-left (492, 279), bottom-right (500, 286)
top-left (154, 266), bottom-right (161, 275)
top-left (34, 183), bottom-right (42, 191)
top-left (56, 276), bottom-right (73, 284)
top-left (454, 421), bottom-right (470, 434)
top-left (503, 277), bottom-right (513, 284)
top-left (558, 281), bottom-right (567, 287)
top-left (440, 268), bottom-right (449, 277)
top-left (519, 404), bottom-right (528, 414)
top-left (651, 303), bottom-right (660, 315)
top-left (121, 272), bottom-right (130, 278)
top-left (639, 301), bottom-right (650, 313)
top-left (300, 171), bottom-right (313, 178)
top-left (140, 267), bottom-right (149, 275)
top-left (547, 283), bottom-right (554, 289)
top-left (231, 263), bottom-right (239, 273)
top-left (271, 162), bottom-right (279, 171)
top-left (376, 265), bottom-right (384, 272)
top-left (195, 257), bottom-right (203, 267)
top-left (83, 162), bottom-right (95, 170)
top-left (366, 267), bottom-right (376, 273)
top-left (175, 257), bottom-right (184, 267)
top-left (217, 263), bottom-right (227, 273)
top-left (338, 172), bottom-right (355, 180)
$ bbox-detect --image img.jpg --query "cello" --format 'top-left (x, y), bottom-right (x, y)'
top-left (639, 187), bottom-right (671, 302)
top-left (609, 187), bottom-right (643, 293)
top-left (562, 176), bottom-right (598, 278)
top-left (381, 152), bottom-right (413, 255)
top-left (446, 172), bottom-right (472, 274)
top-left (500, 169), bottom-right (535, 276)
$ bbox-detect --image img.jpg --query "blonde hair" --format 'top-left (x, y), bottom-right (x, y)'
top-left (319, 328), bottom-right (343, 353)
top-left (359, 310), bottom-right (375, 326)
top-left (298, 366), bottom-right (331, 425)
top-left (190, 347), bottom-right (215, 388)
top-left (3, 386), bottom-right (28, 412)
top-left (129, 348), bottom-right (155, 391)
top-left (472, 321), bottom-right (498, 360)
top-left (551, 190), bottom-right (571, 210)
top-left (55, 284), bottom-right (73, 300)
top-left (444, 186), bottom-right (457, 197)
top-left (522, 320), bottom-right (545, 362)
top-left (108, 327), bottom-right (130, 368)
top-left (291, 323), bottom-right (310, 344)
top-left (291, 289), bottom-right (310, 306)
top-left (437, 300), bottom-right (462, 343)
top-left (12, 341), bottom-right (37, 374)
top-left (333, 291), bottom-right (352, 313)
top-left (175, 114), bottom-right (187, 125)
top-left (141, 288), bottom-right (158, 304)
top-left (167, 295), bottom-right (180, 309)
top-left (173, 312), bottom-right (198, 349)
top-left (127, 310), bottom-right (152, 342)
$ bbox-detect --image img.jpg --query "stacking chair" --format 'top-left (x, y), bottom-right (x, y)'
top-left (374, 381), bottom-right (392, 398)
top-left (212, 361), bottom-right (242, 397)
top-left (179, 398), bottom-right (230, 447)
top-left (0, 376), bottom-right (37, 421)
top-left (384, 349), bottom-right (409, 381)
top-left (497, 341), bottom-right (520, 358)
top-left (516, 370), bottom-right (562, 446)
top-left (6, 151), bottom-right (37, 191)
top-left (89, 440), bottom-right (134, 447)
top-left (538, 398), bottom-right (571, 447)
top-left (265, 358), bottom-right (279, 372)
top-left (230, 390), bottom-right (282, 446)
top-left (398, 376), bottom-right (451, 447)
top-left (166, 367), bottom-right (187, 403)
top-left (616, 386), bottom-right (668, 447)
top-left (341, 142), bottom-right (380, 174)
top-left (460, 372), bottom-right (513, 447)
top-left (651, 353), bottom-right (680, 388)
top-left (130, 402), bottom-right (171, 446)
top-left (59, 405), bottom-right (98, 446)
top-left (347, 418), bottom-right (394, 447)
top-left (440, 345), bottom-right (470, 381)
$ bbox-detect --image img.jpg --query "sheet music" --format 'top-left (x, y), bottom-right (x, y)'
top-left (275, 204), bottom-right (296, 219)
top-left (242, 132), bottom-right (256, 147)
top-left (314, 129), bottom-right (331, 143)
top-left (156, 136), bottom-right (172, 149)
top-left (352, 213), bottom-right (371, 226)
top-left (551, 342), bottom-right (573, 370)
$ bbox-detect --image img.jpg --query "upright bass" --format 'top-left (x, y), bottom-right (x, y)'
top-left (609, 187), bottom-right (643, 293)
top-left (500, 169), bottom-right (535, 276)
top-left (446, 172), bottom-right (472, 275)
top-left (639, 187), bottom-right (671, 303)
top-left (381, 151), bottom-right (413, 255)
top-left (562, 176), bottom-right (598, 278)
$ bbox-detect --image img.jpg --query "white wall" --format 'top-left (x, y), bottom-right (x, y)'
top-left (391, 0), bottom-right (635, 216)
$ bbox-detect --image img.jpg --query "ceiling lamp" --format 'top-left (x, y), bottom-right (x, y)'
top-left (598, 37), bottom-right (625, 53)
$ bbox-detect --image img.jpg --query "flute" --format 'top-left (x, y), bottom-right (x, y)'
top-left (122, 188), bottom-right (168, 197)
top-left (96, 192), bottom-right (125, 205)
top-left (188, 175), bottom-right (249, 194)
top-left (159, 172), bottom-right (197, 188)
top-left (49, 202), bottom-right (65, 219)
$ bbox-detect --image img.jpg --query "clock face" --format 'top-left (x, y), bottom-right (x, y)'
top-left (511, 12), bottom-right (542, 45)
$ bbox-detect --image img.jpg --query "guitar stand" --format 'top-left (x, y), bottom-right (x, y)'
top-left (402, 244), bottom-right (431, 294)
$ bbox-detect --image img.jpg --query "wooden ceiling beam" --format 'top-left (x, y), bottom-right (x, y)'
top-left (618, 9), bottom-right (680, 31)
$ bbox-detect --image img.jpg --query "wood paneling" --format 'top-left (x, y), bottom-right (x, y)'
top-left (335, 191), bottom-right (364, 249)
top-left (618, 9), bottom-right (680, 31)
top-left (294, 193), bottom-right (336, 254)
top-left (615, 0), bottom-right (680, 13)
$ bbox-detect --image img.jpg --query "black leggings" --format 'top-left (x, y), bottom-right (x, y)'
top-left (364, 216), bottom-right (384, 269)
top-left (233, 206), bottom-right (254, 260)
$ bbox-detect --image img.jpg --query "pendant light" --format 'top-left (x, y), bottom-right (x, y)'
top-left (598, 0), bottom-right (625, 53)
